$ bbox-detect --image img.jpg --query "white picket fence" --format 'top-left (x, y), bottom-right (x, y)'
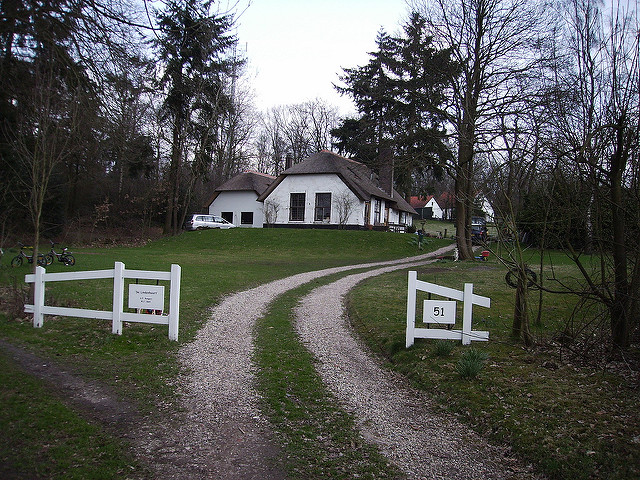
top-left (24, 262), bottom-right (181, 341)
top-left (406, 270), bottom-right (490, 347)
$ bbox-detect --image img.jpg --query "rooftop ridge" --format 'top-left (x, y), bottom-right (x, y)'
top-left (318, 149), bottom-right (366, 167)
top-left (242, 170), bottom-right (276, 178)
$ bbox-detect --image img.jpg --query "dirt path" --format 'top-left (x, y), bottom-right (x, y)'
top-left (0, 338), bottom-right (139, 431)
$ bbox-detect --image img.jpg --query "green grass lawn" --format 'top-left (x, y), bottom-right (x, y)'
top-left (413, 218), bottom-right (455, 237)
top-left (0, 229), bottom-right (430, 478)
top-left (0, 229), bottom-right (637, 479)
top-left (346, 254), bottom-right (639, 480)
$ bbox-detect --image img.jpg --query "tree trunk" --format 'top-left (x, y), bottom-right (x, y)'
top-left (512, 269), bottom-right (533, 346)
top-left (609, 120), bottom-right (630, 348)
top-left (455, 138), bottom-right (474, 260)
top-left (164, 117), bottom-right (183, 235)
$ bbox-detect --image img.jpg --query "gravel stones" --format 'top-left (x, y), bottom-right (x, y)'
top-left (294, 255), bottom-right (540, 479)
top-left (152, 245), bottom-right (540, 479)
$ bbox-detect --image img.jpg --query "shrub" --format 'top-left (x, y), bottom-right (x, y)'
top-left (433, 339), bottom-right (455, 357)
top-left (456, 348), bottom-right (488, 379)
top-left (408, 235), bottom-right (427, 250)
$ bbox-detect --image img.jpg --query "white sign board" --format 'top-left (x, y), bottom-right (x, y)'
top-left (128, 284), bottom-right (164, 310)
top-left (423, 300), bottom-right (456, 325)
top-left (406, 271), bottom-right (490, 346)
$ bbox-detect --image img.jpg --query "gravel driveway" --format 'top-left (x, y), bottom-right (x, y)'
top-left (295, 257), bottom-right (540, 480)
top-left (140, 244), bottom-right (540, 479)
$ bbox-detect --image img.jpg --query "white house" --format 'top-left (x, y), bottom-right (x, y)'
top-left (257, 151), bottom-right (416, 230)
top-left (409, 195), bottom-right (444, 220)
top-left (206, 171), bottom-right (275, 228)
top-left (476, 194), bottom-right (495, 223)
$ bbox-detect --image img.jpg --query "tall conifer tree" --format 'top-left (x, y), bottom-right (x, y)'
top-left (334, 13), bottom-right (454, 195)
top-left (155, 0), bottom-right (237, 234)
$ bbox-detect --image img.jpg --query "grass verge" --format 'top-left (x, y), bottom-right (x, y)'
top-left (254, 277), bottom-right (403, 479)
top-left (346, 258), bottom-right (639, 480)
top-left (0, 351), bottom-right (145, 479)
top-left (0, 229), bottom-right (432, 478)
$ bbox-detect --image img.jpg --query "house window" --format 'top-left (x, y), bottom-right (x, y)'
top-left (290, 193), bottom-right (305, 221)
top-left (241, 212), bottom-right (253, 225)
top-left (374, 200), bottom-right (381, 224)
top-left (221, 212), bottom-right (233, 223)
top-left (314, 193), bottom-right (331, 222)
top-left (364, 202), bottom-right (371, 225)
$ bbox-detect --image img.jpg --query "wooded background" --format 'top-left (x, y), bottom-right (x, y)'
top-left (1, 0), bottom-right (638, 347)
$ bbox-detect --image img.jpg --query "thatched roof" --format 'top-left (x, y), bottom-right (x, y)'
top-left (206, 171), bottom-right (275, 208)
top-left (258, 151), bottom-right (416, 214)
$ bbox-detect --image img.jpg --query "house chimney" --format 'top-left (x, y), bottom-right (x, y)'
top-left (285, 153), bottom-right (293, 170)
top-left (377, 146), bottom-right (394, 196)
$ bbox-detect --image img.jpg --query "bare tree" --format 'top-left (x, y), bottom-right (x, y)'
top-left (8, 65), bottom-right (84, 265)
top-left (263, 199), bottom-right (281, 226)
top-left (257, 108), bottom-right (289, 175)
top-left (253, 132), bottom-right (275, 174)
top-left (280, 104), bottom-right (313, 163)
top-left (543, 0), bottom-right (640, 349)
top-left (254, 99), bottom-right (341, 175)
top-left (486, 112), bottom-right (545, 345)
top-left (302, 98), bottom-right (341, 152)
top-left (484, 0), bottom-right (640, 350)
top-left (335, 191), bottom-right (358, 228)
top-left (413, 0), bottom-right (551, 259)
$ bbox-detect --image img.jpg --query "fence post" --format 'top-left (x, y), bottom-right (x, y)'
top-left (462, 283), bottom-right (474, 345)
top-left (112, 262), bottom-right (124, 335)
top-left (406, 271), bottom-right (417, 348)
top-left (168, 264), bottom-right (181, 341)
top-left (33, 266), bottom-right (45, 328)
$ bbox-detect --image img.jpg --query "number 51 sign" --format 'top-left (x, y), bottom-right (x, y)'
top-left (406, 271), bottom-right (490, 346)
top-left (423, 300), bottom-right (456, 325)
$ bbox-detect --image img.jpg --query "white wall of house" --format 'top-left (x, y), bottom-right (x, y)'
top-left (478, 195), bottom-right (495, 222)
top-left (426, 197), bottom-right (444, 219)
top-left (264, 174), bottom-right (364, 226)
top-left (388, 202), bottom-right (399, 224)
top-left (209, 191), bottom-right (263, 228)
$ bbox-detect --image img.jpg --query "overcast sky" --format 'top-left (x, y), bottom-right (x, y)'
top-left (234, 0), bottom-right (408, 115)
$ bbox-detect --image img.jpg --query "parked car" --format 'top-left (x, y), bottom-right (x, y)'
top-left (184, 214), bottom-right (235, 230)
top-left (471, 216), bottom-right (488, 243)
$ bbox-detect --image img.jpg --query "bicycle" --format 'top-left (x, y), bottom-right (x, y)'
top-left (44, 240), bottom-right (75, 266)
top-left (11, 243), bottom-right (47, 267)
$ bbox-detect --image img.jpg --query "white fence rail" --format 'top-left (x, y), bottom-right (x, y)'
top-left (406, 270), bottom-right (490, 347)
top-left (24, 262), bottom-right (181, 341)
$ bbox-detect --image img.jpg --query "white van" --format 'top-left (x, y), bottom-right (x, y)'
top-left (184, 214), bottom-right (236, 230)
